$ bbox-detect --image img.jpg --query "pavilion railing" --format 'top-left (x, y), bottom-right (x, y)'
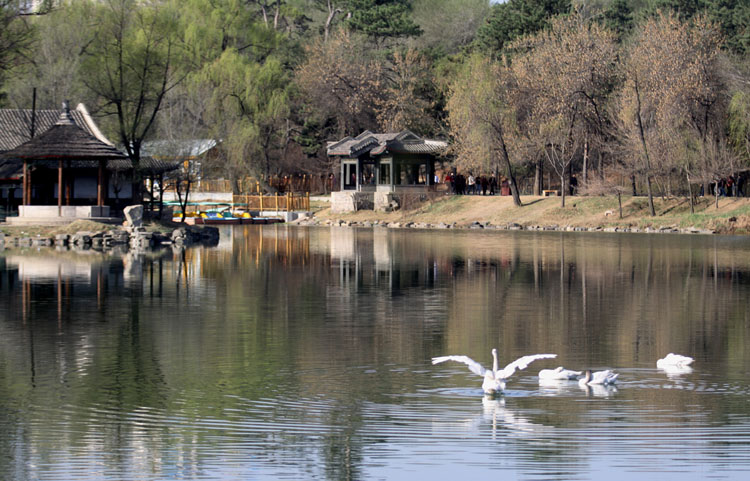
top-left (231, 193), bottom-right (310, 212)
top-left (188, 175), bottom-right (336, 195)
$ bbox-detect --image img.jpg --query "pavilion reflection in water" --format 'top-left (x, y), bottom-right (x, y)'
top-left (0, 250), bottom-right (177, 327)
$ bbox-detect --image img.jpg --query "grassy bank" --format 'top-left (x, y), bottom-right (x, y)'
top-left (312, 194), bottom-right (750, 235)
top-left (3, 195), bottom-right (749, 238)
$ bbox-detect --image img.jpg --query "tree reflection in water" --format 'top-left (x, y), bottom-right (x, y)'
top-left (1, 226), bottom-right (750, 480)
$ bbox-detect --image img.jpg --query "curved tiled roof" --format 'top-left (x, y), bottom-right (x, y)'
top-left (327, 130), bottom-right (447, 157)
top-left (0, 104), bottom-right (178, 179)
top-left (0, 106), bottom-right (126, 162)
top-left (0, 104), bottom-right (112, 153)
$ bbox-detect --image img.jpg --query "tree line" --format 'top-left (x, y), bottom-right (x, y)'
top-left (1, 0), bottom-right (749, 212)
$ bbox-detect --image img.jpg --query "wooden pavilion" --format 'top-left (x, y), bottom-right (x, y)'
top-left (0, 101), bottom-right (128, 222)
top-left (326, 130), bottom-right (448, 212)
top-left (327, 130), bottom-right (447, 193)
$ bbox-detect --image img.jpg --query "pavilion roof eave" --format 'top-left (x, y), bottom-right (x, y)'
top-left (1, 154), bottom-right (122, 161)
top-left (0, 107), bottom-right (127, 163)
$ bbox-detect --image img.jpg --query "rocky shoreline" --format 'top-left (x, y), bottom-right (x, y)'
top-left (294, 217), bottom-right (717, 235)
top-left (0, 205), bottom-right (220, 252)
top-left (0, 224), bottom-right (220, 251)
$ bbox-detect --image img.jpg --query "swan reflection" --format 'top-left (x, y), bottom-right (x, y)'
top-left (538, 377), bottom-right (580, 396)
top-left (579, 383), bottom-right (618, 397)
top-left (660, 364), bottom-right (694, 378)
top-left (481, 396), bottom-right (554, 436)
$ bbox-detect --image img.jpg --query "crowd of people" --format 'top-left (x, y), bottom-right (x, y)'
top-left (700, 175), bottom-right (747, 197)
top-left (716, 175), bottom-right (745, 197)
top-left (443, 172), bottom-right (506, 195)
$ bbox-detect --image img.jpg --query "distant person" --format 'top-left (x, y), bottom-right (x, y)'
top-left (456, 174), bottom-right (466, 195)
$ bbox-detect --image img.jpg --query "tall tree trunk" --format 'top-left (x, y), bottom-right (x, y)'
top-left (177, 179), bottom-right (191, 224)
top-left (533, 158), bottom-right (542, 195)
top-left (686, 172), bottom-right (694, 214)
top-left (560, 168), bottom-right (566, 208)
top-left (634, 78), bottom-right (656, 216)
top-left (497, 130), bottom-right (522, 207)
top-left (582, 136), bottom-right (589, 186)
top-left (324, 1), bottom-right (341, 43)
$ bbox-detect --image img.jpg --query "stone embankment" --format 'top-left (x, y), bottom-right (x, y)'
top-left (0, 204), bottom-right (219, 251)
top-left (0, 225), bottom-right (219, 251)
top-left (294, 217), bottom-right (716, 235)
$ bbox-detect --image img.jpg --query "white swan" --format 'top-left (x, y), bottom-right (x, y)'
top-left (578, 369), bottom-right (618, 386)
top-left (657, 353), bottom-right (694, 369)
top-left (432, 349), bottom-right (556, 394)
top-left (538, 366), bottom-right (582, 380)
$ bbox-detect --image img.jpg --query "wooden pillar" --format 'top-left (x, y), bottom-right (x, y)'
top-left (152, 174), bottom-right (157, 213)
top-left (58, 159), bottom-right (63, 216)
top-left (65, 160), bottom-right (71, 205)
top-left (22, 160), bottom-right (29, 205)
top-left (97, 161), bottom-right (104, 206)
top-left (356, 159), bottom-right (361, 191)
top-left (158, 173), bottom-right (164, 216)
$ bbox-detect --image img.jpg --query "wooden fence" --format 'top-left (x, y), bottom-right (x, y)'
top-left (232, 193), bottom-right (310, 212)
top-left (189, 175), bottom-right (336, 194)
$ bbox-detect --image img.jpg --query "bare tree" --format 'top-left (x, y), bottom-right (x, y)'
top-left (0, 0), bottom-right (33, 89)
top-left (618, 13), bottom-right (729, 215)
top-left (510, 13), bottom-right (619, 207)
top-left (374, 48), bottom-right (436, 133)
top-left (296, 30), bottom-right (382, 137)
top-left (81, 0), bottom-right (187, 201)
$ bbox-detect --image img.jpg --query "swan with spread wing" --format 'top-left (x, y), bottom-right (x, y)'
top-left (432, 349), bottom-right (556, 394)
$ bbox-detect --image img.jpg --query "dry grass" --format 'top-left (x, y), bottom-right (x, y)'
top-left (4, 195), bottom-right (749, 237)
top-left (313, 194), bottom-right (750, 234)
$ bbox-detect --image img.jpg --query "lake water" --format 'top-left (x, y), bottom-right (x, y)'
top-left (1, 226), bottom-right (750, 480)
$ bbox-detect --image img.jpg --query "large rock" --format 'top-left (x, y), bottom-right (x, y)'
top-left (124, 205), bottom-right (144, 228)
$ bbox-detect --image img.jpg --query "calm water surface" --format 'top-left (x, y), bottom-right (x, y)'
top-left (1, 226), bottom-right (750, 480)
